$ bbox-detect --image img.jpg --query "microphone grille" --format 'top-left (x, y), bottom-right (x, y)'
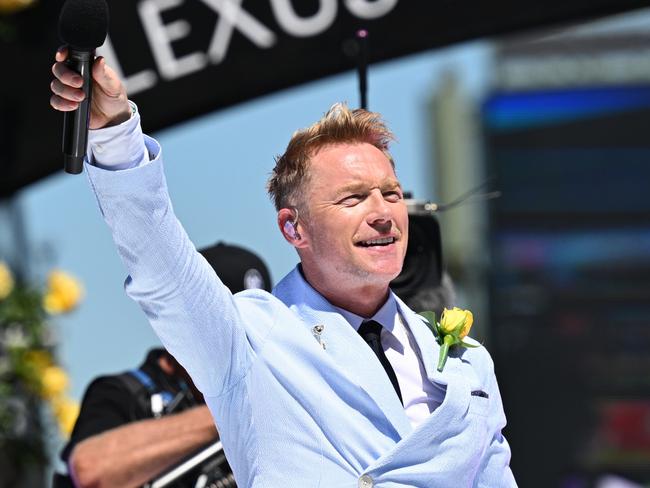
top-left (58, 0), bottom-right (109, 50)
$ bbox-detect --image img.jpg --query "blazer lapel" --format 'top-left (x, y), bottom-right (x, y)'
top-left (396, 299), bottom-right (440, 384)
top-left (366, 296), bottom-right (475, 473)
top-left (310, 310), bottom-right (413, 440)
top-left (394, 295), bottom-right (477, 390)
top-left (275, 268), bottom-right (412, 441)
top-left (394, 296), bottom-right (477, 428)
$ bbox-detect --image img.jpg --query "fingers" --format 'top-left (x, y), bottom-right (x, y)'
top-left (51, 78), bottom-right (85, 101)
top-left (50, 46), bottom-right (86, 112)
top-left (50, 61), bottom-right (85, 112)
top-left (50, 94), bottom-right (79, 112)
top-left (52, 60), bottom-right (83, 88)
top-left (55, 45), bottom-right (68, 63)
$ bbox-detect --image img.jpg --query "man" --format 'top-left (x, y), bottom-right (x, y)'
top-left (54, 243), bottom-right (271, 488)
top-left (50, 49), bottom-right (516, 487)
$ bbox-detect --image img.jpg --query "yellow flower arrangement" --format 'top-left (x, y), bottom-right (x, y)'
top-left (21, 349), bottom-right (79, 433)
top-left (419, 307), bottom-right (478, 372)
top-left (0, 261), bottom-right (82, 476)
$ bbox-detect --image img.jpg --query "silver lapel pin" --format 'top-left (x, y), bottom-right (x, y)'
top-left (312, 324), bottom-right (326, 350)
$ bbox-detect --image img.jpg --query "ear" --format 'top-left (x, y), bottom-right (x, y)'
top-left (278, 208), bottom-right (307, 248)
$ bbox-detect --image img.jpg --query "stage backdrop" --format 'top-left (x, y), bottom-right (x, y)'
top-left (1, 0), bottom-right (649, 197)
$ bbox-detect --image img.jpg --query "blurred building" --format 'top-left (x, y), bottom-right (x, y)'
top-left (430, 14), bottom-right (650, 487)
top-left (2, 2), bottom-right (650, 486)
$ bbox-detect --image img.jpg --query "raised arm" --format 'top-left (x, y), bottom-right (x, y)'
top-left (49, 51), bottom-right (256, 397)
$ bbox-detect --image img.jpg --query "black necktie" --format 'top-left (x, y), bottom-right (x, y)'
top-left (357, 320), bottom-right (403, 404)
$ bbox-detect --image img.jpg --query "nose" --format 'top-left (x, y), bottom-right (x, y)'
top-left (366, 190), bottom-right (392, 230)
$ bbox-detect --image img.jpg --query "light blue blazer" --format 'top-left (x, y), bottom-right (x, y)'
top-left (85, 136), bottom-right (516, 487)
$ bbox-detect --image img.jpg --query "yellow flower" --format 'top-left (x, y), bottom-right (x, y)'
top-left (0, 261), bottom-right (14, 300)
top-left (43, 270), bottom-right (83, 314)
top-left (428, 307), bottom-right (478, 372)
top-left (40, 365), bottom-right (69, 399)
top-left (24, 349), bottom-right (53, 374)
top-left (52, 397), bottom-right (80, 436)
top-left (459, 311), bottom-right (474, 339)
top-left (0, 0), bottom-right (37, 15)
top-left (440, 307), bottom-right (473, 338)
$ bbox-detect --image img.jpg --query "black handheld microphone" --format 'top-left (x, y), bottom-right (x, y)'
top-left (58, 0), bottom-right (109, 174)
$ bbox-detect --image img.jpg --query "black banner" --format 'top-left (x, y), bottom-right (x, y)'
top-left (1, 0), bottom-right (649, 197)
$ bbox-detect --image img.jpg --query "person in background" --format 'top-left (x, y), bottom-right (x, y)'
top-left (53, 243), bottom-right (271, 488)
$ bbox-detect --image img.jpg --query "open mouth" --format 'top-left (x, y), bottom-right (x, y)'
top-left (356, 237), bottom-right (396, 247)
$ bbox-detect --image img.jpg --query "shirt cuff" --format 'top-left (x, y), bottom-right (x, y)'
top-left (87, 101), bottom-right (149, 170)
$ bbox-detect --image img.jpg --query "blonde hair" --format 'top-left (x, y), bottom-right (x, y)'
top-left (267, 102), bottom-right (396, 212)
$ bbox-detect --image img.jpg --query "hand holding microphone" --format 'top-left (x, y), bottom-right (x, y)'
top-left (52, 0), bottom-right (130, 174)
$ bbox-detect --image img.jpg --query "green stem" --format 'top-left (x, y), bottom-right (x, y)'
top-left (437, 334), bottom-right (455, 372)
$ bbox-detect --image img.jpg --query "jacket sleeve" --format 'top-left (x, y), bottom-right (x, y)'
top-left (475, 355), bottom-right (518, 487)
top-left (85, 137), bottom-right (253, 397)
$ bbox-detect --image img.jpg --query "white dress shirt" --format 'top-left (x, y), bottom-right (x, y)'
top-left (336, 295), bottom-right (445, 428)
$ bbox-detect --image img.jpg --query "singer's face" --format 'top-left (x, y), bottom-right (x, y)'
top-left (298, 142), bottom-right (408, 293)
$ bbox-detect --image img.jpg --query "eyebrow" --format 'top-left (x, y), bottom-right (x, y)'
top-left (334, 179), bottom-right (402, 197)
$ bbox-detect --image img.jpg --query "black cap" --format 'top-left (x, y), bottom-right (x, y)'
top-left (199, 242), bottom-right (272, 293)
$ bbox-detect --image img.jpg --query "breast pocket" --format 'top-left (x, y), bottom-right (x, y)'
top-left (468, 391), bottom-right (490, 417)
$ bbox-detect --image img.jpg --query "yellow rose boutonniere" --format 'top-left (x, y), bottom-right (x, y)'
top-left (419, 307), bottom-right (479, 372)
